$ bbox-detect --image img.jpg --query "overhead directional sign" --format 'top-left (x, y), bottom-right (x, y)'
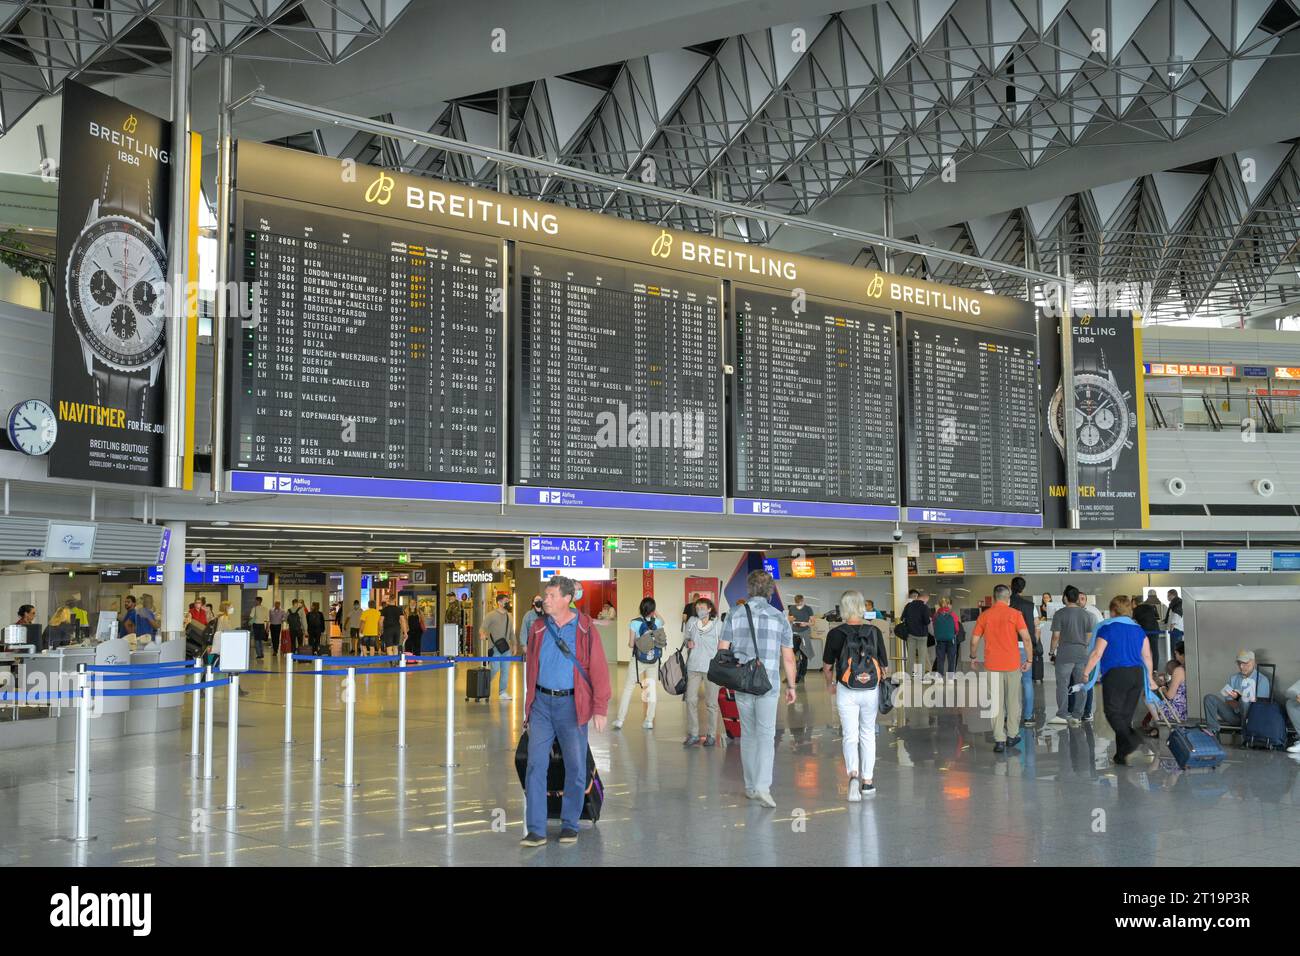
top-left (678, 541), bottom-right (710, 570)
top-left (527, 536), bottom-right (604, 569)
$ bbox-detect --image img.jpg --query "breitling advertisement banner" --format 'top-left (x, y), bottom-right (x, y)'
top-left (50, 82), bottom-right (171, 486)
top-left (1041, 311), bottom-right (1149, 529)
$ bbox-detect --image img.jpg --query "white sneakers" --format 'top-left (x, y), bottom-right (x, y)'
top-left (848, 777), bottom-right (862, 802)
top-left (642, 720), bottom-right (654, 730)
top-left (498, 693), bottom-right (512, 701)
top-left (1288, 741), bottom-right (1300, 753)
top-left (611, 720), bottom-right (623, 731)
top-left (1046, 715), bottom-right (1068, 725)
top-left (755, 791), bottom-right (777, 808)
top-left (744, 789), bottom-right (758, 800)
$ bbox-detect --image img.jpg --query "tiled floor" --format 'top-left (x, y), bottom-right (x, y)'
top-left (3, 659), bottom-right (1298, 866)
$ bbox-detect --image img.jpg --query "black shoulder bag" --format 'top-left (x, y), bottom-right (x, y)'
top-left (707, 604), bottom-right (773, 696)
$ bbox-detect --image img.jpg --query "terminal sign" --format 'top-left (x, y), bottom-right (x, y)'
top-left (1070, 550), bottom-right (1105, 573)
top-left (527, 536), bottom-right (604, 569)
top-left (1206, 551), bottom-right (1237, 572)
top-left (987, 550), bottom-right (1017, 574)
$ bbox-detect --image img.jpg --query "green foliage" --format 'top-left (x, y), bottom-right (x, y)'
top-left (0, 228), bottom-right (53, 289)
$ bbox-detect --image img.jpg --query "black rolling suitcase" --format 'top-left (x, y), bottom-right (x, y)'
top-left (514, 732), bottom-right (604, 822)
top-left (466, 666), bottom-right (492, 701)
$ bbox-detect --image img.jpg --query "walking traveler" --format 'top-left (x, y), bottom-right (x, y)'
top-left (1081, 595), bottom-right (1156, 765)
top-left (682, 597), bottom-right (721, 746)
top-left (822, 590), bottom-right (888, 800)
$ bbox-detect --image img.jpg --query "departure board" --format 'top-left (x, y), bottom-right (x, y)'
top-left (903, 315), bottom-right (1040, 515)
top-left (512, 244), bottom-right (723, 497)
top-left (232, 196), bottom-right (502, 483)
top-left (732, 286), bottom-right (897, 505)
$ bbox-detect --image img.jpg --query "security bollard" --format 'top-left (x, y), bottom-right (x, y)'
top-left (221, 675), bottom-right (242, 810)
top-left (202, 664), bottom-right (216, 781)
top-left (186, 656), bottom-right (203, 757)
top-left (312, 658), bottom-right (324, 763)
top-left (444, 660), bottom-right (457, 768)
top-left (397, 653), bottom-right (407, 750)
top-left (73, 667), bottom-right (92, 843)
top-left (340, 666), bottom-right (357, 789)
top-left (284, 652), bottom-right (294, 744)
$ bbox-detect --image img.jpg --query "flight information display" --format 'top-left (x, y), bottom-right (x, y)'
top-left (903, 315), bottom-right (1040, 517)
top-left (732, 286), bottom-right (897, 506)
top-left (512, 244), bottom-right (723, 497)
top-left (232, 196), bottom-right (503, 483)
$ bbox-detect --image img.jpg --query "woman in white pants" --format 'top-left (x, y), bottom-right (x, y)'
top-left (683, 597), bottom-right (722, 746)
top-left (822, 590), bottom-right (889, 801)
top-left (613, 597), bottom-right (662, 730)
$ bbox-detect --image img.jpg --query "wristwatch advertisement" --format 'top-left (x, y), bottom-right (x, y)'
top-left (1039, 311), bottom-right (1149, 529)
top-left (49, 81), bottom-right (172, 486)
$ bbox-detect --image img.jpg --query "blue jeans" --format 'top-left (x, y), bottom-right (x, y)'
top-left (525, 693), bottom-right (588, 835)
top-left (934, 641), bottom-right (957, 675)
top-left (488, 647), bottom-right (510, 692)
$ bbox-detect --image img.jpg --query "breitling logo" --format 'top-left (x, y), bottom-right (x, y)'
top-left (1080, 315), bottom-right (1091, 326)
top-left (364, 170), bottom-right (395, 205)
top-left (650, 230), bottom-right (673, 258)
top-left (122, 114), bottom-right (138, 134)
top-left (866, 274), bottom-right (884, 298)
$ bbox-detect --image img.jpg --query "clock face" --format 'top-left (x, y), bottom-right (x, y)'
top-left (65, 215), bottom-right (167, 370)
top-left (1048, 373), bottom-right (1134, 467)
top-left (8, 399), bottom-right (57, 456)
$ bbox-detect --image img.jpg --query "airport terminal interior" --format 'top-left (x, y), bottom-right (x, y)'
top-left (1, 0), bottom-right (1300, 874)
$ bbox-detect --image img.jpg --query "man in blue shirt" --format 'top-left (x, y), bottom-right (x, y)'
top-left (520, 576), bottom-right (611, 848)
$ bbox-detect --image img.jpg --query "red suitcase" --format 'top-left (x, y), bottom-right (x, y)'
top-left (279, 628), bottom-right (291, 655)
top-left (718, 687), bottom-right (741, 739)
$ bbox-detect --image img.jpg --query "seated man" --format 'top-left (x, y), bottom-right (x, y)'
top-left (1202, 649), bottom-right (1271, 734)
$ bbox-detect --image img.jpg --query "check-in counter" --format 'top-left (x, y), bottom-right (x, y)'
top-left (0, 635), bottom-right (187, 750)
top-left (592, 619), bottom-right (618, 676)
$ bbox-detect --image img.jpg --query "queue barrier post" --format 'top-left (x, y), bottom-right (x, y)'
top-left (444, 659), bottom-right (456, 768)
top-left (340, 666), bottom-right (357, 789)
top-left (202, 664), bottom-right (215, 781)
top-left (397, 652), bottom-right (407, 750)
top-left (284, 652), bottom-right (294, 744)
top-left (186, 656), bottom-right (203, 757)
top-left (73, 666), bottom-right (92, 843)
top-left (221, 675), bottom-right (242, 809)
top-left (312, 658), bottom-right (324, 763)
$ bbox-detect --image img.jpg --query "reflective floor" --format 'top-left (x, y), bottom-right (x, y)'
top-left (2, 659), bottom-right (1298, 866)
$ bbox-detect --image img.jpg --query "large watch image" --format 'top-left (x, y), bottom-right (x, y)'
top-left (1048, 345), bottom-right (1137, 475)
top-left (64, 164), bottom-right (167, 419)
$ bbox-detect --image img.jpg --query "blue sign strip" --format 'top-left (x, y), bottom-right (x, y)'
top-left (987, 550), bottom-right (1017, 574)
top-left (1139, 551), bottom-right (1171, 572)
top-left (906, 507), bottom-right (1043, 528)
top-left (1272, 551), bottom-right (1300, 571)
top-left (733, 498), bottom-right (899, 521)
top-left (231, 471), bottom-right (502, 504)
top-left (527, 536), bottom-right (604, 569)
top-left (1206, 551), bottom-right (1237, 571)
top-left (514, 486), bottom-right (725, 514)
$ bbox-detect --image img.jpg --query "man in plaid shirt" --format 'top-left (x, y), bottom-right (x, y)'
top-left (718, 569), bottom-right (797, 808)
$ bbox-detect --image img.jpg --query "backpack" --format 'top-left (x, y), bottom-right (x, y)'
top-left (836, 624), bottom-right (884, 690)
top-left (633, 617), bottom-right (665, 664)
top-left (933, 610), bottom-right (958, 642)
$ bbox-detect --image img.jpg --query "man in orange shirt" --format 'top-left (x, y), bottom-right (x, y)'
top-left (970, 584), bottom-right (1033, 752)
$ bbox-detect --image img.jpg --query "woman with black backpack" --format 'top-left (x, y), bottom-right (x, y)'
top-left (822, 590), bottom-right (889, 801)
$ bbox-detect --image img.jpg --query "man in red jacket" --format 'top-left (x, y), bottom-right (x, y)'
top-left (520, 575), bottom-right (611, 847)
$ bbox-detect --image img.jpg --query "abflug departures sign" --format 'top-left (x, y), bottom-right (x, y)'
top-left (50, 82), bottom-right (171, 486)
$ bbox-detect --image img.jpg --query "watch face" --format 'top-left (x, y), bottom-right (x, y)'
top-left (1048, 374), bottom-right (1134, 467)
top-left (66, 215), bottom-right (167, 370)
top-left (8, 399), bottom-right (58, 456)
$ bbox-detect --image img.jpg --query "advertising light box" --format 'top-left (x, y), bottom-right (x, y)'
top-left (1206, 551), bottom-right (1238, 572)
top-left (791, 558), bottom-right (816, 579)
top-left (1139, 551), bottom-right (1171, 572)
top-left (762, 558), bottom-right (781, 580)
top-left (934, 553), bottom-right (965, 574)
top-left (1070, 550), bottom-right (1105, 573)
top-left (831, 558), bottom-right (856, 577)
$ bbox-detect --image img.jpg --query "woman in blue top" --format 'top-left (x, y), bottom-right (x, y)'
top-left (1081, 595), bottom-right (1156, 765)
top-left (612, 597), bottom-right (663, 731)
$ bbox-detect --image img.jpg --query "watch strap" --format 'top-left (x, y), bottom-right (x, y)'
top-left (100, 161), bottom-right (154, 223)
top-left (92, 362), bottom-right (149, 420)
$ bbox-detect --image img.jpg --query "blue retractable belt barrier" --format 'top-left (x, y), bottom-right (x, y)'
top-left (86, 660), bottom-right (197, 672)
top-left (97, 677), bottom-right (231, 697)
top-left (90, 667), bottom-right (204, 681)
top-left (291, 654), bottom-right (401, 664)
top-left (429, 655), bottom-right (525, 664)
top-left (0, 690), bottom-right (85, 702)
